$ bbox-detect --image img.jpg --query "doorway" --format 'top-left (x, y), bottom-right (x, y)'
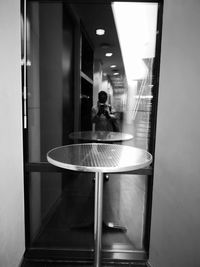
top-left (22, 0), bottom-right (163, 264)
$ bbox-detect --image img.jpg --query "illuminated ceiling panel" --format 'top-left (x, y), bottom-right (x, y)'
top-left (112, 2), bottom-right (158, 81)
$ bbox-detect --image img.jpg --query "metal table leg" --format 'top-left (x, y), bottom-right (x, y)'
top-left (94, 172), bottom-right (104, 267)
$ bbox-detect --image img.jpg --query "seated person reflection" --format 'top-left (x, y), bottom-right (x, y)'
top-left (92, 91), bottom-right (119, 132)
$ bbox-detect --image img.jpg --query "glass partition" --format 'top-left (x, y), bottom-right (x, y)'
top-left (27, 172), bottom-right (148, 257)
top-left (26, 1), bottom-right (158, 162)
top-left (24, 0), bottom-right (162, 262)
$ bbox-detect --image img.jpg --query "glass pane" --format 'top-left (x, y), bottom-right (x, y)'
top-left (26, 1), bottom-right (158, 162)
top-left (25, 0), bottom-right (160, 261)
top-left (28, 172), bottom-right (94, 251)
top-left (28, 172), bottom-right (148, 254)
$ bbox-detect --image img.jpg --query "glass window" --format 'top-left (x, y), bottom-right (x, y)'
top-left (23, 0), bottom-right (162, 262)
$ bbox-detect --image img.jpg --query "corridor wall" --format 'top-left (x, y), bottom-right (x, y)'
top-left (0, 0), bottom-right (25, 267)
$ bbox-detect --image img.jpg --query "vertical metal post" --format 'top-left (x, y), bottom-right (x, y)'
top-left (94, 172), bottom-right (104, 267)
top-left (23, 0), bottom-right (27, 128)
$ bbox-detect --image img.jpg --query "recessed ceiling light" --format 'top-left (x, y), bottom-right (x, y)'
top-left (110, 65), bottom-right (117, 68)
top-left (113, 72), bottom-right (119, 76)
top-left (105, 52), bottom-right (113, 57)
top-left (96, 29), bottom-right (105, 35)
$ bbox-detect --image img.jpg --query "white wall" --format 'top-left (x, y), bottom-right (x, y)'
top-left (0, 0), bottom-right (25, 267)
top-left (149, 1), bottom-right (200, 266)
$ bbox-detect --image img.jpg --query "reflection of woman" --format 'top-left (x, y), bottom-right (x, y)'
top-left (92, 91), bottom-right (119, 131)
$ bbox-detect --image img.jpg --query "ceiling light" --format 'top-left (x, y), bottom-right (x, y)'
top-left (105, 52), bottom-right (113, 57)
top-left (96, 29), bottom-right (105, 35)
top-left (113, 72), bottom-right (119, 76)
top-left (110, 65), bottom-right (117, 68)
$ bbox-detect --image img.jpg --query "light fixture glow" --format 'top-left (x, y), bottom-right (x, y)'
top-left (110, 65), bottom-right (117, 68)
top-left (26, 59), bottom-right (31, 66)
top-left (113, 72), bottom-right (119, 76)
top-left (105, 52), bottom-right (113, 57)
top-left (96, 29), bottom-right (105, 35)
top-left (112, 2), bottom-right (158, 80)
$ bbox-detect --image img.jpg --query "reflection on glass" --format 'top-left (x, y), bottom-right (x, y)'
top-left (28, 172), bottom-right (94, 250)
top-left (27, 1), bottom-right (158, 161)
top-left (26, 0), bottom-right (159, 260)
top-left (28, 172), bottom-right (148, 254)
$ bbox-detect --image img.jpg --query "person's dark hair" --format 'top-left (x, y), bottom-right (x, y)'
top-left (98, 91), bottom-right (107, 103)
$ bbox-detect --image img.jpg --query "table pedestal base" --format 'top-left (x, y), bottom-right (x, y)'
top-left (104, 222), bottom-right (127, 232)
top-left (71, 221), bottom-right (127, 232)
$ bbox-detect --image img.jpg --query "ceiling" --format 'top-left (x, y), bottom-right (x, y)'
top-left (71, 2), bottom-right (158, 96)
top-left (72, 3), bottom-right (126, 94)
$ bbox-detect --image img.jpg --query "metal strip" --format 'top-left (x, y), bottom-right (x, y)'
top-left (23, 0), bottom-right (27, 129)
top-left (25, 162), bottom-right (153, 175)
top-left (94, 172), bottom-right (104, 267)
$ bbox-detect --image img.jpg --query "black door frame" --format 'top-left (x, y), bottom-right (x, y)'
top-left (21, 0), bottom-right (163, 263)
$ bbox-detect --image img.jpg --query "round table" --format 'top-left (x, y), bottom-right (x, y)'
top-left (69, 130), bottom-right (133, 143)
top-left (47, 143), bottom-right (152, 267)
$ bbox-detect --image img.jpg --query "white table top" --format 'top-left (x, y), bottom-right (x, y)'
top-left (69, 131), bottom-right (133, 142)
top-left (47, 143), bottom-right (152, 173)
